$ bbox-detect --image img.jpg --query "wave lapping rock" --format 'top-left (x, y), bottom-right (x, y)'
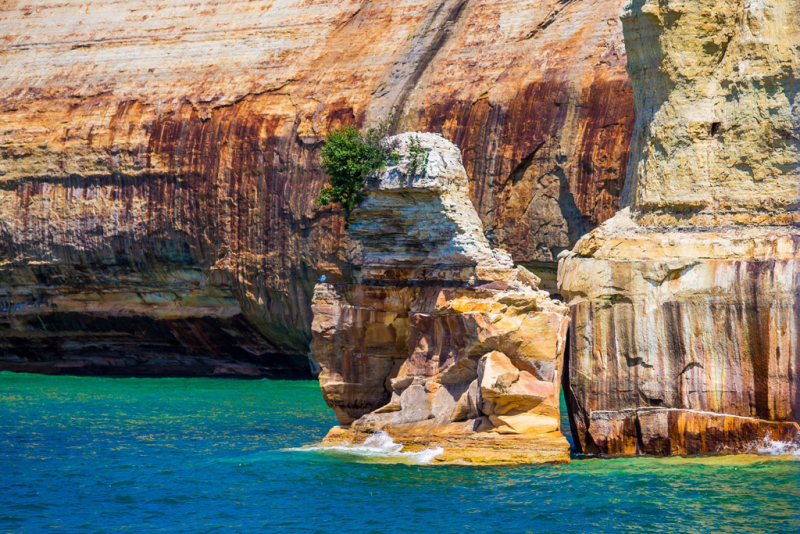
top-left (312, 133), bottom-right (571, 464)
top-left (558, 0), bottom-right (800, 456)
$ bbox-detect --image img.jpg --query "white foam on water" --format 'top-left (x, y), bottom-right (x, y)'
top-left (285, 430), bottom-right (443, 465)
top-left (752, 435), bottom-right (800, 459)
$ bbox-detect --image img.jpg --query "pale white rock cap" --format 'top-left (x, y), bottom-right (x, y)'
top-left (350, 132), bottom-right (514, 280)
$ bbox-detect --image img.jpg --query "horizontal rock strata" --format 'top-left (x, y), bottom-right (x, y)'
top-left (312, 134), bottom-right (570, 464)
top-left (558, 0), bottom-right (800, 455)
top-left (560, 218), bottom-right (800, 454)
top-left (0, 0), bottom-right (632, 374)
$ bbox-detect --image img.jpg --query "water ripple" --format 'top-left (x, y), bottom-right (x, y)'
top-left (1, 372), bottom-right (798, 534)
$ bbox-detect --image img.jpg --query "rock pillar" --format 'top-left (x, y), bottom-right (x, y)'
top-left (312, 133), bottom-right (571, 464)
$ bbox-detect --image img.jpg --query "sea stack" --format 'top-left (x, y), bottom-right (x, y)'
top-left (312, 133), bottom-right (571, 464)
top-left (558, 0), bottom-right (800, 455)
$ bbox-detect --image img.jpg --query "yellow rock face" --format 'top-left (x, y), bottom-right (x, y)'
top-left (321, 425), bottom-right (571, 466)
top-left (558, 0), bottom-right (800, 456)
top-left (621, 0), bottom-right (800, 223)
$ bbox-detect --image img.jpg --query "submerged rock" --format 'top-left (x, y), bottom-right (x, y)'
top-left (558, 0), bottom-right (800, 455)
top-left (312, 133), bottom-right (570, 464)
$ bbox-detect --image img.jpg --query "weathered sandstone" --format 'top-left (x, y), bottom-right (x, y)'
top-left (312, 134), bottom-right (570, 464)
top-left (0, 0), bottom-right (632, 375)
top-left (558, 0), bottom-right (800, 455)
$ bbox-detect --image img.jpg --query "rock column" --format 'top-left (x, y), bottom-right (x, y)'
top-left (312, 133), bottom-right (571, 464)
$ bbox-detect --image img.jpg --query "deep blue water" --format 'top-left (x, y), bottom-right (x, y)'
top-left (1, 372), bottom-right (799, 534)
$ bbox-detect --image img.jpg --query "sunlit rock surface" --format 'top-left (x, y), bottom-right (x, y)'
top-left (0, 0), bottom-right (632, 375)
top-left (312, 134), bottom-right (570, 464)
top-left (558, 0), bottom-right (800, 455)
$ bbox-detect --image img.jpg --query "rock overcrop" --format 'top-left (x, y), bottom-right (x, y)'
top-left (312, 133), bottom-right (571, 464)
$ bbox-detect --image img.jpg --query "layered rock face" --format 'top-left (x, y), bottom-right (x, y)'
top-left (559, 0), bottom-right (800, 455)
top-left (0, 0), bottom-right (632, 375)
top-left (312, 134), bottom-right (571, 464)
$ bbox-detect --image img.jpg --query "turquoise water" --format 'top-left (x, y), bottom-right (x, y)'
top-left (1, 372), bottom-right (799, 534)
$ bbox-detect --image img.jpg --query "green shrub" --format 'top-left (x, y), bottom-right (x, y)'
top-left (317, 124), bottom-right (397, 219)
top-left (407, 135), bottom-right (428, 176)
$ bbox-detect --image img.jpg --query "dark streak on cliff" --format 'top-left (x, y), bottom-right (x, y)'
top-left (388, 0), bottom-right (472, 133)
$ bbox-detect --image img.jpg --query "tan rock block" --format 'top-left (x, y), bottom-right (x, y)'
top-left (490, 414), bottom-right (560, 435)
top-left (479, 351), bottom-right (520, 391)
top-left (479, 351), bottom-right (559, 419)
top-left (514, 265), bottom-right (542, 290)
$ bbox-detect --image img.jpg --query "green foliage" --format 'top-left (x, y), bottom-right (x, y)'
top-left (316, 124), bottom-right (393, 219)
top-left (316, 125), bottom-right (429, 219)
top-left (407, 135), bottom-right (428, 175)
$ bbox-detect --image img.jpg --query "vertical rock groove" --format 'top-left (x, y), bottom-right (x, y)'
top-left (385, 0), bottom-right (473, 133)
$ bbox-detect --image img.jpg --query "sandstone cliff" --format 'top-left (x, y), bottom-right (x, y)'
top-left (0, 0), bottom-right (632, 375)
top-left (312, 134), bottom-right (571, 464)
top-left (559, 0), bottom-right (800, 455)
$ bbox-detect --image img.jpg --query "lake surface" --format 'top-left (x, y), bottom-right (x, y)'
top-left (1, 372), bottom-right (799, 533)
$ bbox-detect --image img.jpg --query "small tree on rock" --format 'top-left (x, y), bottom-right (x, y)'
top-left (316, 124), bottom-right (398, 219)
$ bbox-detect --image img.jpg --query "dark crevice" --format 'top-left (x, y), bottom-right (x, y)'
top-left (678, 361), bottom-right (703, 377)
top-left (509, 140), bottom-right (546, 185)
top-left (624, 354), bottom-right (654, 368)
top-left (634, 412), bottom-right (645, 455)
top-left (561, 326), bottom-right (583, 453)
top-left (638, 391), bottom-right (664, 407)
top-left (519, 0), bottom-right (579, 41)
